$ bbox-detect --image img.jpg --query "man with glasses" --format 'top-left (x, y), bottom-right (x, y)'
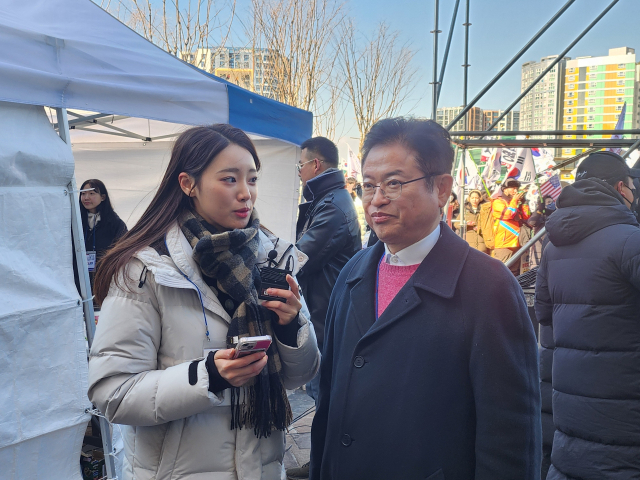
top-left (535, 151), bottom-right (640, 479)
top-left (309, 118), bottom-right (541, 480)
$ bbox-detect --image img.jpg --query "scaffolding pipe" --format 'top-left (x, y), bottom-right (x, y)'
top-left (431, 0), bottom-right (441, 120)
top-left (436, 0), bottom-right (461, 106)
top-left (462, 0), bottom-right (470, 108)
top-left (505, 227), bottom-right (548, 270)
top-left (446, 0), bottom-right (575, 131)
top-left (449, 129), bottom-right (640, 137)
top-left (452, 138), bottom-right (636, 148)
top-left (622, 137), bottom-right (640, 160)
top-left (486, 0), bottom-right (620, 133)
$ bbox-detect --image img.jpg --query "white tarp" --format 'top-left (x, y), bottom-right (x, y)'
top-left (0, 101), bottom-right (91, 479)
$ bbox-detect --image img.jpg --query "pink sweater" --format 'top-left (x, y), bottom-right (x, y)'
top-left (377, 261), bottom-right (420, 318)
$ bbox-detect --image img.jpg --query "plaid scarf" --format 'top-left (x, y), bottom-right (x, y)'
top-left (179, 209), bottom-right (292, 438)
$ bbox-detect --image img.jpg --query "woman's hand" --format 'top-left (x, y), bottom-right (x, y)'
top-left (262, 274), bottom-right (302, 326)
top-left (214, 349), bottom-right (268, 387)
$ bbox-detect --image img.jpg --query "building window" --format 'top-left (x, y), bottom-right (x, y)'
top-left (617, 80), bottom-right (625, 86)
top-left (567, 92), bottom-right (575, 98)
top-left (618, 63), bottom-right (626, 69)
top-left (589, 74), bottom-right (597, 80)
top-left (568, 67), bottom-right (575, 73)
top-left (568, 75), bottom-right (575, 82)
top-left (588, 115), bottom-right (595, 121)
top-left (568, 100), bottom-right (574, 106)
top-left (616, 105), bottom-right (623, 111)
top-left (588, 98), bottom-right (596, 104)
top-left (616, 97), bottom-right (624, 103)
top-left (589, 65), bottom-right (597, 71)
top-left (567, 108), bottom-right (574, 114)
top-left (567, 117), bottom-right (573, 122)
top-left (564, 148), bottom-right (573, 154)
top-left (617, 88), bottom-right (625, 94)
top-left (590, 82), bottom-right (598, 88)
top-left (588, 124), bottom-right (595, 129)
top-left (566, 125), bottom-right (573, 130)
top-left (568, 84), bottom-right (575, 90)
top-left (617, 71), bottom-right (626, 77)
top-left (588, 107), bottom-right (596, 113)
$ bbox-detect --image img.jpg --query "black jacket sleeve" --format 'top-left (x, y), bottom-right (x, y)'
top-left (469, 264), bottom-right (542, 480)
top-left (309, 259), bottom-right (345, 480)
top-left (296, 201), bottom-right (349, 274)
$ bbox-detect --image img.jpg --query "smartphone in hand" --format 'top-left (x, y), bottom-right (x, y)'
top-left (232, 335), bottom-right (272, 359)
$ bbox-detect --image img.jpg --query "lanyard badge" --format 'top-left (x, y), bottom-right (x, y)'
top-left (86, 251), bottom-right (97, 272)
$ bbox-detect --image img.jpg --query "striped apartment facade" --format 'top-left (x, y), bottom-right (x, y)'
top-left (561, 47), bottom-right (640, 157)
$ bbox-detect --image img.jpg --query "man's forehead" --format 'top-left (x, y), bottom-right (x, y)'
top-left (363, 144), bottom-right (419, 176)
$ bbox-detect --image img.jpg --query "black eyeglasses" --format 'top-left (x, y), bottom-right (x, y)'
top-left (361, 174), bottom-right (442, 201)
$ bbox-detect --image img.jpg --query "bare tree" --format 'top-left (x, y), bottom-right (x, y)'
top-left (337, 20), bottom-right (418, 149)
top-left (99, 0), bottom-right (236, 70)
top-left (250, 0), bottom-right (345, 118)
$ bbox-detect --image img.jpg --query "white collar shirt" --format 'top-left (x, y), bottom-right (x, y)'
top-left (383, 224), bottom-right (441, 266)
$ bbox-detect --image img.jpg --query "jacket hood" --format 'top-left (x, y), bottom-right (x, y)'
top-left (303, 168), bottom-right (345, 202)
top-left (546, 178), bottom-right (638, 246)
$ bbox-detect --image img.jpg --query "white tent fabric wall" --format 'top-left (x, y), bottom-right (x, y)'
top-left (72, 131), bottom-right (302, 242)
top-left (0, 101), bottom-right (91, 479)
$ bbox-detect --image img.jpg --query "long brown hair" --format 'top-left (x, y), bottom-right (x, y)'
top-left (93, 124), bottom-right (261, 304)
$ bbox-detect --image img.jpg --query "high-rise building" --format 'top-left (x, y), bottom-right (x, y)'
top-left (436, 106), bottom-right (484, 133)
top-left (181, 47), bottom-right (278, 98)
top-left (560, 47), bottom-right (640, 158)
top-left (483, 110), bottom-right (520, 131)
top-left (520, 55), bottom-right (568, 133)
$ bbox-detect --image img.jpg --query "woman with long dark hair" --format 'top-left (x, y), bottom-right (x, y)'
top-left (75, 179), bottom-right (127, 295)
top-left (87, 125), bottom-right (320, 479)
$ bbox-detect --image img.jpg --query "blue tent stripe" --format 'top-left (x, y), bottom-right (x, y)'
top-left (192, 67), bottom-right (312, 145)
top-left (226, 83), bottom-right (313, 145)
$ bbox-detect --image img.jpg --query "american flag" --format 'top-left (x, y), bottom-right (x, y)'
top-left (539, 174), bottom-right (562, 201)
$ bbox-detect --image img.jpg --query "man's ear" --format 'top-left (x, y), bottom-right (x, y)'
top-left (435, 174), bottom-right (454, 208)
top-left (178, 172), bottom-right (196, 196)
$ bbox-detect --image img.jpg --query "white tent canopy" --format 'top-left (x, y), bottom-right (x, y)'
top-left (0, 1), bottom-right (312, 479)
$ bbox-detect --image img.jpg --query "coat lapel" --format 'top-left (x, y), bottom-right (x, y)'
top-left (346, 242), bottom-right (385, 338)
top-left (361, 223), bottom-right (469, 340)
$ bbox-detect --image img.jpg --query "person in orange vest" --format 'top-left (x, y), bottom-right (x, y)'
top-left (492, 178), bottom-right (531, 275)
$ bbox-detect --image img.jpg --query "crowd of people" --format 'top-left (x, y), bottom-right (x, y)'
top-left (78, 117), bottom-right (640, 480)
top-left (451, 177), bottom-right (556, 275)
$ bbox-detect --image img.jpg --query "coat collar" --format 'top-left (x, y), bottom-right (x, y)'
top-left (302, 168), bottom-right (345, 202)
top-left (346, 223), bottom-right (469, 337)
top-left (347, 222), bottom-right (468, 299)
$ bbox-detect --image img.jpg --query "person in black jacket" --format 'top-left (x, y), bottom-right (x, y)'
top-left (286, 137), bottom-right (361, 479)
top-left (309, 118), bottom-right (540, 480)
top-left (75, 179), bottom-right (127, 298)
top-left (294, 138), bottom-right (361, 352)
top-left (535, 151), bottom-right (640, 480)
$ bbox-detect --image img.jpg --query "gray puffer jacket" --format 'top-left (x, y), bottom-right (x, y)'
top-left (88, 223), bottom-right (320, 480)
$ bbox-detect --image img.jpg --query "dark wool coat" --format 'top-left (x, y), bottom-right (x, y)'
top-left (535, 178), bottom-right (640, 480)
top-left (310, 223), bottom-right (541, 480)
top-left (296, 169), bottom-right (361, 346)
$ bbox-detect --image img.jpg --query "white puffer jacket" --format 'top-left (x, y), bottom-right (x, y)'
top-left (87, 223), bottom-right (320, 480)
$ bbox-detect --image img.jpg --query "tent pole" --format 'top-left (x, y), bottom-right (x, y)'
top-left (55, 107), bottom-right (117, 480)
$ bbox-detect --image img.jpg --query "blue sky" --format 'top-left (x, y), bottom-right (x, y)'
top-left (230, 0), bottom-right (640, 146)
top-left (141, 0), bottom-right (640, 147)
